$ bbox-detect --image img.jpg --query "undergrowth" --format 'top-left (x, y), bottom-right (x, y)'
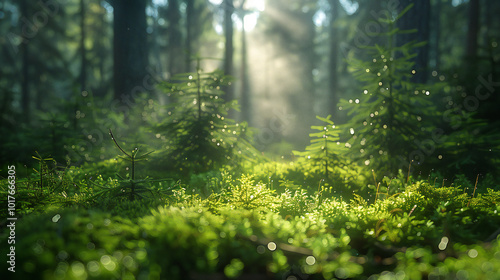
top-left (1, 161), bottom-right (500, 279)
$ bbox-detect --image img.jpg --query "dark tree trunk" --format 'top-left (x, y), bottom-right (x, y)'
top-left (35, 71), bottom-right (42, 110)
top-left (166, 0), bottom-right (183, 76)
top-left (328, 0), bottom-right (339, 116)
top-left (185, 0), bottom-right (194, 72)
top-left (94, 4), bottom-right (107, 97)
top-left (430, 0), bottom-right (441, 71)
top-left (20, 0), bottom-right (30, 121)
top-left (80, 0), bottom-right (87, 93)
top-left (397, 0), bottom-right (430, 83)
top-left (152, 6), bottom-right (163, 81)
top-left (464, 0), bottom-right (480, 80)
top-left (112, 0), bottom-right (149, 102)
top-left (223, 0), bottom-right (234, 102)
top-left (466, 0), bottom-right (479, 58)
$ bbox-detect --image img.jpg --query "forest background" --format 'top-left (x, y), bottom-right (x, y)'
top-left (1, 0), bottom-right (500, 182)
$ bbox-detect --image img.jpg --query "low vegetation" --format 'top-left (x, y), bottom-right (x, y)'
top-left (1, 151), bottom-right (500, 279)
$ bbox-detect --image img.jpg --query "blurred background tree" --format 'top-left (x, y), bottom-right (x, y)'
top-left (0, 0), bottom-right (499, 180)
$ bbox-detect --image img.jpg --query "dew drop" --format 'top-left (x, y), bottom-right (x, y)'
top-left (52, 214), bottom-right (61, 223)
top-left (267, 242), bottom-right (277, 251)
top-left (305, 256), bottom-right (316, 265)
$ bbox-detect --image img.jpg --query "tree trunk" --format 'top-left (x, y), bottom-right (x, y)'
top-left (466, 0), bottom-right (479, 58)
top-left (397, 0), bottom-right (430, 83)
top-left (430, 0), bottom-right (441, 71)
top-left (166, 0), bottom-right (183, 76)
top-left (223, 0), bottom-right (234, 102)
top-left (80, 0), bottom-right (87, 93)
top-left (185, 0), bottom-right (194, 72)
top-left (94, 4), bottom-right (107, 97)
top-left (112, 0), bottom-right (149, 102)
top-left (240, 8), bottom-right (251, 123)
top-left (20, 0), bottom-right (30, 121)
top-left (328, 0), bottom-right (339, 116)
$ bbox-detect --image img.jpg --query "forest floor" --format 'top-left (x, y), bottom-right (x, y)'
top-left (1, 161), bottom-right (500, 280)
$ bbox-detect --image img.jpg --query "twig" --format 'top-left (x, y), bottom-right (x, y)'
top-left (407, 160), bottom-right (413, 184)
top-left (467, 174), bottom-right (480, 207)
top-left (109, 129), bottom-right (131, 157)
top-left (372, 169), bottom-right (381, 203)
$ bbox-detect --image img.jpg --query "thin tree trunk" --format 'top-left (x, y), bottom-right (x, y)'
top-left (328, 0), bottom-right (339, 116)
top-left (185, 0), bottom-right (194, 72)
top-left (20, 0), bottom-right (30, 121)
top-left (397, 0), bottom-right (430, 83)
top-left (466, 0), bottom-right (479, 58)
top-left (112, 0), bottom-right (149, 102)
top-left (35, 72), bottom-right (42, 110)
top-left (223, 0), bottom-right (234, 102)
top-left (95, 4), bottom-right (106, 96)
top-left (80, 0), bottom-right (87, 93)
top-left (432, 0), bottom-right (441, 71)
top-left (240, 9), bottom-right (251, 123)
top-left (167, 0), bottom-right (183, 76)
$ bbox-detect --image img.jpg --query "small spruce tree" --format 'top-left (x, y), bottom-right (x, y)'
top-left (154, 58), bottom-right (258, 176)
top-left (293, 115), bottom-right (346, 183)
top-left (339, 4), bottom-right (439, 176)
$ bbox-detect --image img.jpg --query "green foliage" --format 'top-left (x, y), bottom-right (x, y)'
top-left (0, 90), bottom-right (160, 170)
top-left (0, 158), bottom-right (89, 218)
top-left (221, 174), bottom-right (275, 210)
top-left (0, 210), bottom-right (143, 280)
top-left (64, 91), bottom-right (158, 166)
top-left (293, 115), bottom-right (347, 183)
top-left (276, 188), bottom-right (315, 217)
top-left (246, 161), bottom-right (299, 191)
top-left (154, 58), bottom-right (259, 177)
top-left (391, 240), bottom-right (500, 279)
top-left (439, 113), bottom-right (500, 178)
top-left (339, 5), bottom-right (441, 176)
top-left (289, 115), bottom-right (364, 198)
top-left (90, 129), bottom-right (174, 202)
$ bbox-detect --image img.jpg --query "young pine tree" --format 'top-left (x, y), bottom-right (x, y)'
top-left (154, 58), bottom-right (258, 176)
top-left (339, 4), bottom-right (439, 176)
top-left (293, 115), bottom-right (346, 183)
